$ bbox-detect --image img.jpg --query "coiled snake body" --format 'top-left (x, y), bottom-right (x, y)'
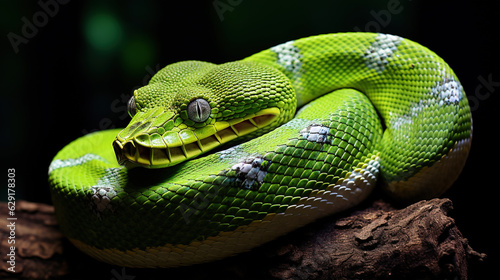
top-left (49, 33), bottom-right (472, 267)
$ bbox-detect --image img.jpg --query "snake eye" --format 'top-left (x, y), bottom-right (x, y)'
top-left (127, 96), bottom-right (137, 117)
top-left (187, 98), bottom-right (211, 123)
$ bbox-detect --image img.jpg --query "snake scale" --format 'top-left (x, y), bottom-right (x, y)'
top-left (48, 33), bottom-right (472, 268)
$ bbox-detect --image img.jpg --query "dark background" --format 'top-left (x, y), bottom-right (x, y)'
top-left (1, 0), bottom-right (498, 279)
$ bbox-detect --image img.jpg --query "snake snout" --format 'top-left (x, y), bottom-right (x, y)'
top-left (113, 139), bottom-right (151, 168)
top-left (112, 139), bottom-right (129, 166)
top-left (113, 139), bottom-right (158, 168)
top-left (112, 137), bottom-right (193, 169)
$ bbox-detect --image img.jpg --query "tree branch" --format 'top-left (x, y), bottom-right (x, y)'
top-left (0, 198), bottom-right (485, 280)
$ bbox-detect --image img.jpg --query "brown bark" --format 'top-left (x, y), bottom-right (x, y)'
top-left (265, 198), bottom-right (485, 280)
top-left (0, 201), bottom-right (68, 280)
top-left (0, 199), bottom-right (485, 280)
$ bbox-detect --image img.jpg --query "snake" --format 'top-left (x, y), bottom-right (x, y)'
top-left (48, 33), bottom-right (472, 268)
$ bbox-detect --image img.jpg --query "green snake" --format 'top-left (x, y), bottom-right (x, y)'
top-left (48, 33), bottom-right (472, 268)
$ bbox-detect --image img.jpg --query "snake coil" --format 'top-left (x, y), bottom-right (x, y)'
top-left (49, 33), bottom-right (472, 268)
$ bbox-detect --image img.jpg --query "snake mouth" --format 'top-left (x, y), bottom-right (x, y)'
top-left (113, 108), bottom-right (280, 168)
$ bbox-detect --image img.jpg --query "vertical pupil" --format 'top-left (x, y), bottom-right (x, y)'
top-left (188, 98), bottom-right (210, 122)
top-left (196, 101), bottom-right (202, 120)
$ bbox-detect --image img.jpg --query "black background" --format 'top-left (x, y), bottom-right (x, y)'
top-left (1, 0), bottom-right (498, 279)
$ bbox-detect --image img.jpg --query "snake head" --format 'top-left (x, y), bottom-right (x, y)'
top-left (113, 60), bottom-right (295, 169)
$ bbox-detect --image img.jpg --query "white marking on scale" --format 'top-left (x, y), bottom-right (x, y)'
top-left (300, 124), bottom-right (331, 144)
top-left (90, 167), bottom-right (125, 213)
top-left (48, 153), bottom-right (107, 174)
top-left (363, 33), bottom-right (402, 73)
top-left (271, 40), bottom-right (303, 74)
top-left (390, 77), bottom-right (463, 131)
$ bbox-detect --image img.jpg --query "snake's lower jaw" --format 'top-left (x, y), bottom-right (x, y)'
top-left (113, 107), bottom-right (281, 169)
top-left (112, 138), bottom-right (212, 169)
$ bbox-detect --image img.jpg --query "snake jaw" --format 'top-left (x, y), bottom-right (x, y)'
top-left (113, 107), bottom-right (281, 168)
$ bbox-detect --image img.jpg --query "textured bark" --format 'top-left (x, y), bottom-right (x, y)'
top-left (265, 198), bottom-right (486, 280)
top-left (0, 199), bottom-right (485, 280)
top-left (0, 201), bottom-right (68, 280)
